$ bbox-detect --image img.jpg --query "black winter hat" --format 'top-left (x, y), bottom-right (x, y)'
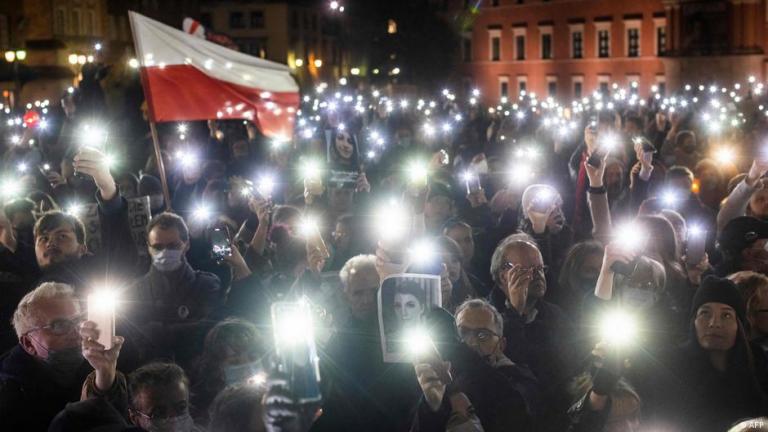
top-left (691, 275), bottom-right (747, 325)
top-left (718, 216), bottom-right (768, 256)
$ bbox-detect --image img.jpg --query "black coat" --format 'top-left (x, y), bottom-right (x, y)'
top-left (310, 315), bottom-right (421, 432)
top-left (0, 345), bottom-right (92, 431)
top-left (411, 344), bottom-right (539, 432)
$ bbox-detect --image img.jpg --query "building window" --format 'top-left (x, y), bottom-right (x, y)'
top-left (84, 10), bottom-right (95, 35)
top-left (291, 11), bottom-right (299, 29)
top-left (71, 9), bottom-right (81, 35)
top-left (388, 19), bottom-right (397, 34)
top-left (250, 11), bottom-right (264, 28)
top-left (54, 8), bottom-right (66, 35)
top-left (491, 35), bottom-right (501, 61)
top-left (515, 35), bottom-right (525, 60)
top-left (598, 29), bottom-right (610, 58)
top-left (541, 33), bottom-right (552, 59)
top-left (547, 80), bottom-right (557, 97)
top-left (462, 37), bottom-right (472, 62)
top-left (572, 31), bottom-right (583, 59)
top-left (499, 76), bottom-right (509, 98)
top-left (492, 0), bottom-right (500, 6)
top-left (230, 11), bottom-right (245, 29)
top-left (574, 81), bottom-right (582, 98)
top-left (657, 26), bottom-right (667, 55)
top-left (518, 79), bottom-right (527, 94)
top-left (627, 28), bottom-right (640, 57)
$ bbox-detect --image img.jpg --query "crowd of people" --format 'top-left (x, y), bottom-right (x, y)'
top-left (4, 63), bottom-right (768, 431)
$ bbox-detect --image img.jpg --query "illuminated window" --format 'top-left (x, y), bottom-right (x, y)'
top-left (598, 30), bottom-right (610, 58)
top-left (572, 31), bottom-right (583, 58)
top-left (388, 19), bottom-right (397, 34)
top-left (627, 28), bottom-right (640, 57)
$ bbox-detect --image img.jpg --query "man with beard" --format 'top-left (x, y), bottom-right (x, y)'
top-left (0, 147), bottom-right (138, 295)
top-left (715, 216), bottom-right (768, 277)
top-left (0, 282), bottom-right (125, 431)
top-left (311, 255), bottom-right (421, 432)
top-left (489, 238), bottom-right (577, 431)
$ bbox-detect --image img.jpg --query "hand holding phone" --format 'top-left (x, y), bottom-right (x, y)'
top-left (211, 227), bottom-right (233, 261)
top-left (87, 291), bottom-right (116, 350)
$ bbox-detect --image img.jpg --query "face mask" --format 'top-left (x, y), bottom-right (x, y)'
top-left (44, 346), bottom-right (84, 385)
top-left (152, 249), bottom-right (185, 272)
top-left (223, 360), bottom-right (261, 386)
top-left (147, 412), bottom-right (194, 432)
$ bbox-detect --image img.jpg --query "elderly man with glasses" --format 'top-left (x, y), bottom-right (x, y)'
top-left (410, 298), bottom-right (540, 432)
top-left (0, 282), bottom-right (125, 431)
top-left (488, 237), bottom-right (578, 431)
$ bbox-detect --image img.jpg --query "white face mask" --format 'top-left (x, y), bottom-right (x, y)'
top-left (152, 249), bottom-right (185, 272)
top-left (621, 287), bottom-right (657, 310)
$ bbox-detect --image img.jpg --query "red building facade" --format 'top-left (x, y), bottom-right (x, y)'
top-left (460, 0), bottom-right (767, 103)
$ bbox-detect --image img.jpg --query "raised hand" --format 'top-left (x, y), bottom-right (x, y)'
top-left (80, 320), bottom-right (124, 391)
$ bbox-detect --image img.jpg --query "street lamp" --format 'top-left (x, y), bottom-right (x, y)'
top-left (68, 54), bottom-right (78, 65)
top-left (4, 49), bottom-right (26, 109)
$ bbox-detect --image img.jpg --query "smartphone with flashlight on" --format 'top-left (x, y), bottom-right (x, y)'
top-left (38, 162), bottom-right (52, 177)
top-left (271, 301), bottom-right (322, 403)
top-left (587, 145), bottom-right (608, 168)
top-left (87, 292), bottom-right (115, 350)
top-left (685, 228), bottom-right (707, 266)
top-left (211, 227), bottom-right (232, 261)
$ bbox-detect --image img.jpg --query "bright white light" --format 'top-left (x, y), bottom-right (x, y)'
top-left (301, 159), bottom-right (322, 180)
top-left (391, 67), bottom-right (401, 75)
top-left (177, 152), bottom-right (198, 168)
top-left (367, 150), bottom-right (376, 159)
top-left (298, 216), bottom-right (320, 238)
top-left (16, 163), bottom-right (27, 173)
top-left (80, 124), bottom-right (106, 148)
top-left (88, 290), bottom-right (117, 312)
top-left (256, 175), bottom-right (275, 197)
top-left (405, 327), bottom-right (433, 357)
top-left (688, 224), bottom-right (704, 238)
top-left (516, 111), bottom-right (525, 120)
top-left (472, 88), bottom-right (480, 97)
top-left (661, 190), bottom-right (678, 207)
top-left (373, 199), bottom-right (410, 241)
top-left (39, 119), bottom-right (48, 130)
top-left (613, 223), bottom-right (646, 252)
top-left (407, 160), bottom-right (429, 185)
top-left (66, 203), bottom-right (84, 216)
top-left (274, 303), bottom-right (314, 347)
top-left (247, 372), bottom-right (267, 386)
top-left (407, 239), bottom-right (437, 266)
top-left (599, 310), bottom-right (638, 347)
top-left (400, 99), bottom-right (409, 109)
top-left (329, 0), bottom-right (340, 10)
top-left (509, 162), bottom-right (534, 185)
top-left (714, 147), bottom-right (735, 164)
top-left (193, 204), bottom-right (212, 221)
top-left (10, 135), bottom-right (20, 145)
top-left (128, 58), bottom-right (139, 68)
top-left (177, 123), bottom-right (187, 133)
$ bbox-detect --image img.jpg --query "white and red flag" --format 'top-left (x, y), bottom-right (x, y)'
top-left (129, 11), bottom-right (299, 138)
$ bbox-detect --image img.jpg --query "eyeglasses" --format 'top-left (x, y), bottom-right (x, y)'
top-left (24, 314), bottom-right (86, 336)
top-left (130, 400), bottom-right (189, 420)
top-left (458, 327), bottom-right (500, 343)
top-left (501, 262), bottom-right (547, 273)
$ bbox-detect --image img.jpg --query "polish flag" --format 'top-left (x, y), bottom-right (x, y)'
top-left (129, 11), bottom-right (299, 139)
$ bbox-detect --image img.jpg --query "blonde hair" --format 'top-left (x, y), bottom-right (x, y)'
top-left (12, 282), bottom-right (78, 338)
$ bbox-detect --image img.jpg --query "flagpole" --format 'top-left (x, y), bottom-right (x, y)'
top-left (149, 120), bottom-right (172, 212)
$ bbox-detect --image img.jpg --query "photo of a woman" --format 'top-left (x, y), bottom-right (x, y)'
top-left (378, 273), bottom-right (441, 363)
top-left (393, 281), bottom-right (426, 325)
top-left (326, 129), bottom-right (360, 187)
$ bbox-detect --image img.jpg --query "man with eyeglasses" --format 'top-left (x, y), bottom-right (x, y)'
top-left (127, 362), bottom-right (202, 432)
top-left (411, 298), bottom-right (540, 432)
top-left (125, 212), bottom-right (225, 365)
top-left (0, 282), bottom-right (125, 430)
top-left (488, 237), bottom-right (576, 431)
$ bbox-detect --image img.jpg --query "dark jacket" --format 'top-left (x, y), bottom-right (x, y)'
top-left (0, 346), bottom-right (93, 431)
top-left (644, 343), bottom-right (768, 431)
top-left (310, 315), bottom-right (421, 432)
top-left (125, 263), bottom-right (222, 368)
top-left (412, 345), bottom-right (539, 432)
top-left (491, 289), bottom-right (579, 431)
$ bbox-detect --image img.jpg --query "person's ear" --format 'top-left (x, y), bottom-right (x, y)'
top-left (19, 334), bottom-right (39, 357)
top-left (77, 243), bottom-right (87, 256)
